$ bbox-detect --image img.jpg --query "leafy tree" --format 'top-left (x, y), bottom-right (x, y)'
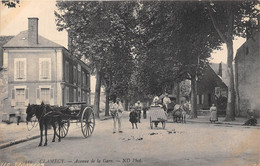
top-left (1, 0), bottom-right (19, 8)
top-left (205, 1), bottom-right (259, 121)
top-left (136, 2), bottom-right (221, 118)
top-left (55, 1), bottom-right (136, 117)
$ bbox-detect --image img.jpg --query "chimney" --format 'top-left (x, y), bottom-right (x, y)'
top-left (28, 18), bottom-right (39, 45)
top-left (218, 62), bottom-right (222, 77)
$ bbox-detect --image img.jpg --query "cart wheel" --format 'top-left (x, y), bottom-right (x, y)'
top-left (26, 116), bottom-right (38, 131)
top-left (55, 120), bottom-right (70, 138)
top-left (162, 121), bottom-right (166, 129)
top-left (81, 107), bottom-right (95, 138)
top-left (150, 117), bottom-right (153, 129)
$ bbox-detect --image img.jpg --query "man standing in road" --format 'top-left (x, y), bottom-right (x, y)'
top-left (110, 98), bottom-right (124, 134)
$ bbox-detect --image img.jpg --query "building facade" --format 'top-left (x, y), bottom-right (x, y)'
top-left (1, 18), bottom-right (91, 122)
top-left (197, 64), bottom-right (228, 111)
top-left (235, 20), bottom-right (260, 117)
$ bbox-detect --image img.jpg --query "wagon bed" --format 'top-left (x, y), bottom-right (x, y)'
top-left (149, 105), bottom-right (167, 129)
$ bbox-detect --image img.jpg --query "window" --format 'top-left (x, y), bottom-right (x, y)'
top-left (73, 66), bottom-right (77, 85)
top-left (82, 91), bottom-right (86, 102)
top-left (197, 94), bottom-right (204, 105)
top-left (16, 89), bottom-right (25, 106)
top-left (74, 89), bottom-right (77, 102)
top-left (78, 67), bottom-right (81, 86)
top-left (36, 87), bottom-right (54, 105)
top-left (11, 87), bottom-right (29, 107)
top-left (82, 71), bottom-right (86, 88)
top-left (14, 58), bottom-right (26, 80)
top-left (65, 61), bottom-right (69, 82)
top-left (39, 58), bottom-right (51, 80)
top-left (41, 88), bottom-right (50, 104)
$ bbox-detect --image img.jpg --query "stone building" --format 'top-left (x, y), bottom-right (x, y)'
top-left (1, 18), bottom-right (91, 122)
top-left (234, 17), bottom-right (260, 117)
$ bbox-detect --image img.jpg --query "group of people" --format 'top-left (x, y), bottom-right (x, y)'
top-left (109, 94), bottom-right (219, 133)
top-left (110, 98), bottom-right (145, 133)
top-left (109, 98), bottom-right (124, 134)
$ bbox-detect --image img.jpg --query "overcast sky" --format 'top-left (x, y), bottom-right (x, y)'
top-left (0, 0), bottom-right (246, 90)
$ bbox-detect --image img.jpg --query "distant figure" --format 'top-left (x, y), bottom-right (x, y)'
top-left (153, 96), bottom-right (159, 105)
top-left (110, 98), bottom-right (124, 134)
top-left (129, 109), bottom-right (138, 129)
top-left (135, 101), bottom-right (142, 123)
top-left (163, 93), bottom-right (171, 112)
top-left (210, 104), bottom-right (218, 123)
top-left (15, 110), bottom-right (21, 125)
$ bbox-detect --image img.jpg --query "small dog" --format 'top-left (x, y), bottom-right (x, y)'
top-left (243, 118), bottom-right (257, 126)
top-left (129, 110), bottom-right (138, 129)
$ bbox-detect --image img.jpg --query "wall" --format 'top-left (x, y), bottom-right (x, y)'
top-left (235, 32), bottom-right (260, 117)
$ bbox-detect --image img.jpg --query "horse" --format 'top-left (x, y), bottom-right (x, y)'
top-left (173, 104), bottom-right (189, 123)
top-left (26, 102), bottom-right (62, 146)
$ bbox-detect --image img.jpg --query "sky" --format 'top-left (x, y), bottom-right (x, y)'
top-left (0, 0), bottom-right (247, 90)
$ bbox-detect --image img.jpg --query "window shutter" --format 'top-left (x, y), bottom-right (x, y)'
top-left (202, 94), bottom-right (204, 105)
top-left (15, 61), bottom-right (19, 79)
top-left (20, 61), bottom-right (25, 78)
top-left (11, 89), bottom-right (15, 106)
top-left (50, 88), bottom-right (54, 98)
top-left (46, 61), bottom-right (50, 78)
top-left (36, 88), bottom-right (40, 99)
top-left (11, 89), bottom-right (15, 99)
top-left (26, 88), bottom-right (29, 99)
top-left (197, 95), bottom-right (199, 104)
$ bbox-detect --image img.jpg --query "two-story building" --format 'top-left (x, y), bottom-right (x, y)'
top-left (1, 18), bottom-right (91, 122)
top-left (234, 16), bottom-right (260, 117)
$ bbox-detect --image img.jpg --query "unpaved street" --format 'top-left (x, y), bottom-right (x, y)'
top-left (1, 112), bottom-right (260, 166)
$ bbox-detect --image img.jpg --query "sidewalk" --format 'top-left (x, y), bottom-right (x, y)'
top-left (0, 111), bottom-right (113, 149)
top-left (0, 122), bottom-right (40, 149)
top-left (185, 115), bottom-right (260, 126)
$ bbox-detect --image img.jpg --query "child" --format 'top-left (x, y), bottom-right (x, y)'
top-left (129, 109), bottom-right (138, 129)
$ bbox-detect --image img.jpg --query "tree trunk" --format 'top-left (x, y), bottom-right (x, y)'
top-left (105, 87), bottom-right (110, 116)
top-left (125, 98), bottom-right (129, 111)
top-left (94, 69), bottom-right (102, 119)
top-left (176, 82), bottom-right (180, 104)
top-left (190, 76), bottom-right (197, 118)
top-left (225, 41), bottom-right (236, 121)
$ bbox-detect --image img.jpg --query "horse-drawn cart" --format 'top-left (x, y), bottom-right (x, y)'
top-left (149, 105), bottom-right (167, 129)
top-left (26, 102), bottom-right (95, 139)
top-left (55, 102), bottom-right (95, 138)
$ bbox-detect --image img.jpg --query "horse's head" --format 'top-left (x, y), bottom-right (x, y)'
top-left (26, 103), bottom-right (35, 121)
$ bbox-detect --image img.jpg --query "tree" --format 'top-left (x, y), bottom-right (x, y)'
top-left (205, 1), bottom-right (259, 121)
top-left (1, 0), bottom-right (19, 8)
top-left (136, 2), bottom-right (221, 118)
top-left (55, 1), bottom-right (136, 118)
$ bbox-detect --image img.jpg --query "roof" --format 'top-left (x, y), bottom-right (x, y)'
top-left (0, 36), bottom-right (14, 67)
top-left (3, 31), bottom-right (63, 48)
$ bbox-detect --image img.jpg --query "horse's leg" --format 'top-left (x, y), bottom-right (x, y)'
top-left (132, 123), bottom-right (134, 129)
top-left (39, 122), bottom-right (43, 146)
top-left (58, 120), bottom-right (61, 142)
top-left (44, 122), bottom-right (48, 146)
top-left (52, 122), bottom-right (56, 142)
top-left (135, 123), bottom-right (138, 129)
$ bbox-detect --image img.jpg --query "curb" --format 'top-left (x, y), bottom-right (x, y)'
top-left (185, 120), bottom-right (260, 126)
top-left (0, 135), bottom-right (40, 149)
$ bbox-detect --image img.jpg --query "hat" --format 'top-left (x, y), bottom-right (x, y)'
top-left (116, 98), bottom-right (120, 101)
top-left (137, 101), bottom-right (140, 103)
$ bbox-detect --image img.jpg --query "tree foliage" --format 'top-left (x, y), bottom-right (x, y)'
top-left (55, 1), bottom-right (137, 117)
